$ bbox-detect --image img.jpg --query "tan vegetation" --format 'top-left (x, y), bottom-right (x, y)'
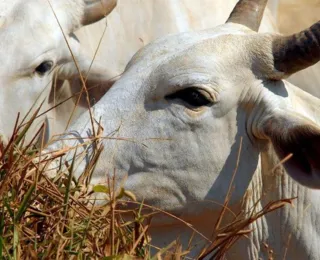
top-left (0, 111), bottom-right (294, 259)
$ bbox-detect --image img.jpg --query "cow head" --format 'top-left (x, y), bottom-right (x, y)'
top-left (0, 0), bottom-right (116, 142)
top-left (49, 0), bottom-right (320, 216)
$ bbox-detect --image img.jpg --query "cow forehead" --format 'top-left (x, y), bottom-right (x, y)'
top-left (0, 1), bottom-right (47, 22)
top-left (0, 1), bottom-right (52, 40)
top-left (0, 12), bottom-right (56, 70)
top-left (0, 0), bottom-right (83, 33)
top-left (127, 24), bottom-right (251, 75)
top-left (0, 1), bottom-right (16, 15)
top-left (0, 0), bottom-right (83, 71)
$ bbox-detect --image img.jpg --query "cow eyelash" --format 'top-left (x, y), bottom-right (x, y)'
top-left (165, 87), bottom-right (214, 107)
top-left (34, 61), bottom-right (54, 76)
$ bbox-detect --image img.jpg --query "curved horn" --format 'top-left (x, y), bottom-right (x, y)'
top-left (82, 0), bottom-right (117, 26)
top-left (272, 22), bottom-right (320, 76)
top-left (226, 0), bottom-right (268, 31)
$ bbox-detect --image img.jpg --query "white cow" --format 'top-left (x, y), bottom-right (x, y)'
top-left (69, 0), bottom-right (320, 100)
top-left (51, 0), bottom-right (282, 147)
top-left (54, 0), bottom-right (320, 141)
top-left (0, 0), bottom-right (116, 143)
top-left (54, 0), bottom-right (279, 129)
top-left (48, 0), bottom-right (320, 258)
top-left (73, 0), bottom-right (278, 76)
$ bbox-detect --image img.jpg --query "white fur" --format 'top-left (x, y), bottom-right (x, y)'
top-left (49, 20), bottom-right (320, 259)
top-left (0, 0), bottom-right (110, 142)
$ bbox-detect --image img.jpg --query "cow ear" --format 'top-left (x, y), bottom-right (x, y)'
top-left (261, 111), bottom-right (320, 189)
top-left (82, 0), bottom-right (117, 26)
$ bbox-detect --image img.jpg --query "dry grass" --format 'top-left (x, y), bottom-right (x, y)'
top-left (0, 109), bottom-right (295, 259)
top-left (0, 110), bottom-right (152, 259)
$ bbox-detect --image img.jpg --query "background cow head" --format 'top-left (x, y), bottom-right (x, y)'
top-left (0, 0), bottom-right (116, 142)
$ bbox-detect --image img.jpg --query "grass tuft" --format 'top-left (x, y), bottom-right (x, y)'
top-left (0, 113), bottom-right (296, 259)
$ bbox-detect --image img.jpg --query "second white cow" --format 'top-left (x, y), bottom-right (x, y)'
top-left (0, 0), bottom-right (116, 142)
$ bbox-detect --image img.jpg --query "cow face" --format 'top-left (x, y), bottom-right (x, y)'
top-left (0, 0), bottom-right (116, 142)
top-left (103, 26), bottom-right (265, 213)
top-left (50, 24), bottom-right (275, 213)
top-left (50, 0), bottom-right (320, 218)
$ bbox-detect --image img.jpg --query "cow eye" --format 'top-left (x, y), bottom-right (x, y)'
top-left (166, 87), bottom-right (214, 107)
top-left (35, 61), bottom-right (53, 76)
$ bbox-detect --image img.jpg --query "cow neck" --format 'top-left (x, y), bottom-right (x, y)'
top-left (235, 139), bottom-right (320, 259)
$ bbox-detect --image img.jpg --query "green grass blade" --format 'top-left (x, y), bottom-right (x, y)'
top-left (63, 148), bottom-right (77, 219)
top-left (4, 198), bottom-right (14, 220)
top-left (0, 237), bottom-right (12, 260)
top-left (15, 184), bottom-right (35, 222)
top-left (0, 210), bottom-right (4, 257)
top-left (13, 223), bottom-right (19, 260)
top-left (14, 101), bottom-right (44, 146)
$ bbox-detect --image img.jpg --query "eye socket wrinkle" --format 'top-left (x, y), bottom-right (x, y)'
top-left (165, 87), bottom-right (213, 108)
